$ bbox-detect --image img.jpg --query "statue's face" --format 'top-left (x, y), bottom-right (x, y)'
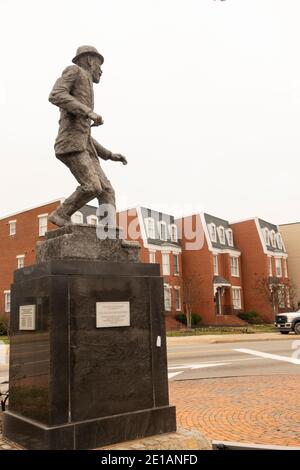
top-left (90, 56), bottom-right (103, 83)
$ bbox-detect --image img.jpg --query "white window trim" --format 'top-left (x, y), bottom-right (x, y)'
top-left (264, 228), bottom-right (270, 245)
top-left (145, 217), bottom-right (155, 239)
top-left (162, 252), bottom-right (170, 275)
top-left (16, 254), bottom-right (25, 269)
top-left (9, 219), bottom-right (17, 236)
top-left (209, 223), bottom-right (217, 242)
top-left (230, 256), bottom-right (240, 277)
top-left (170, 224), bottom-right (178, 243)
top-left (149, 250), bottom-right (156, 263)
top-left (173, 253), bottom-right (180, 275)
top-left (158, 221), bottom-right (168, 241)
top-left (270, 230), bottom-right (276, 248)
top-left (87, 215), bottom-right (98, 225)
top-left (232, 287), bottom-right (242, 310)
top-left (276, 233), bottom-right (283, 250)
top-left (174, 286), bottom-right (181, 311)
top-left (275, 258), bottom-right (283, 278)
top-left (268, 256), bottom-right (273, 277)
top-left (218, 226), bottom-right (226, 245)
top-left (284, 259), bottom-right (288, 278)
top-left (38, 214), bottom-right (48, 236)
top-left (226, 229), bottom-right (234, 247)
top-left (213, 254), bottom-right (219, 276)
top-left (4, 290), bottom-right (11, 313)
top-left (164, 284), bottom-right (172, 311)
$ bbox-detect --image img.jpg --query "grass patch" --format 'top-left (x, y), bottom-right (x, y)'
top-left (167, 324), bottom-right (276, 337)
top-left (0, 336), bottom-right (9, 344)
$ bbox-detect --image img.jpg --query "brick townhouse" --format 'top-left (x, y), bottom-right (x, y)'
top-left (176, 213), bottom-right (245, 326)
top-left (279, 222), bottom-right (300, 307)
top-left (0, 200), bottom-right (99, 316)
top-left (231, 218), bottom-right (290, 322)
top-left (117, 207), bottom-right (183, 328)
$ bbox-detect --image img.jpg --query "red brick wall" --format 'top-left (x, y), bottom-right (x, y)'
top-left (0, 201), bottom-right (60, 314)
top-left (232, 219), bottom-right (278, 322)
top-left (117, 209), bottom-right (183, 319)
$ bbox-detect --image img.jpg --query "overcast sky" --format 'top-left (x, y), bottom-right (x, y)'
top-left (1, 0), bottom-right (300, 224)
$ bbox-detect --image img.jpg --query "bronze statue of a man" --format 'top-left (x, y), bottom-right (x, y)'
top-left (48, 45), bottom-right (127, 227)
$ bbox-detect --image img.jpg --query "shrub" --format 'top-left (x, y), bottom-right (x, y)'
top-left (175, 313), bottom-right (202, 327)
top-left (0, 313), bottom-right (9, 336)
top-left (237, 311), bottom-right (264, 324)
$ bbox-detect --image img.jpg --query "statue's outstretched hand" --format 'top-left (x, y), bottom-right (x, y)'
top-left (88, 111), bottom-right (104, 127)
top-left (111, 153), bottom-right (127, 165)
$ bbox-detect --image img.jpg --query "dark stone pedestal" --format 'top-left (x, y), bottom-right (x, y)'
top-left (3, 260), bottom-right (176, 449)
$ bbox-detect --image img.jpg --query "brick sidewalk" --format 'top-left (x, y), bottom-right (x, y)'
top-left (169, 375), bottom-right (300, 447)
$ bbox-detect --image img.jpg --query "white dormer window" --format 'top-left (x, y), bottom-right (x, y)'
top-left (209, 224), bottom-right (217, 242)
top-left (264, 228), bottom-right (270, 245)
top-left (71, 211), bottom-right (83, 224)
top-left (226, 229), bottom-right (234, 246)
top-left (159, 221), bottom-right (167, 241)
top-left (170, 224), bottom-right (178, 242)
top-left (218, 227), bottom-right (226, 245)
top-left (145, 218), bottom-right (155, 239)
top-left (276, 233), bottom-right (283, 250)
top-left (9, 220), bottom-right (17, 236)
top-left (87, 215), bottom-right (98, 225)
top-left (270, 230), bottom-right (276, 248)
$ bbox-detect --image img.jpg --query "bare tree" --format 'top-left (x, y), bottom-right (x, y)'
top-left (255, 276), bottom-right (296, 315)
top-left (182, 276), bottom-right (202, 329)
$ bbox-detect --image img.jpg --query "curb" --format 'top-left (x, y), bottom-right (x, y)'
top-left (167, 333), bottom-right (296, 346)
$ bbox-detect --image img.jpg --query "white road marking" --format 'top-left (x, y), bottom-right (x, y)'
top-left (168, 362), bottom-right (230, 379)
top-left (169, 363), bottom-right (229, 371)
top-left (168, 372), bottom-right (184, 379)
top-left (234, 348), bottom-right (300, 365)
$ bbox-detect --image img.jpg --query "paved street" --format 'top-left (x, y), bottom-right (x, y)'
top-left (167, 338), bottom-right (300, 380)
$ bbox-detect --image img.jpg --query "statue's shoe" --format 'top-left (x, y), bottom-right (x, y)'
top-left (48, 211), bottom-right (71, 227)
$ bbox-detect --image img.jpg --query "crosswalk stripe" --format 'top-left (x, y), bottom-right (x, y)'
top-left (234, 348), bottom-right (300, 365)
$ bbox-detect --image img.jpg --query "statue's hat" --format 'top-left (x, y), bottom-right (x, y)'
top-left (72, 46), bottom-right (104, 65)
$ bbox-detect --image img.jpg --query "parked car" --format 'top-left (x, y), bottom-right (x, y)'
top-left (275, 310), bottom-right (300, 334)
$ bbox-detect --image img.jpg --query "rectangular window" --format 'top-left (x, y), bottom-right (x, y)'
top-left (230, 257), bottom-right (239, 277)
top-left (275, 258), bottom-right (282, 277)
top-left (209, 224), bottom-right (217, 242)
top-left (38, 215), bottom-right (48, 236)
top-left (17, 255), bottom-right (25, 269)
top-left (175, 288), bottom-right (181, 311)
top-left (232, 288), bottom-right (241, 310)
top-left (213, 255), bottom-right (218, 275)
top-left (4, 291), bottom-right (11, 313)
top-left (146, 219), bottom-right (155, 239)
top-left (162, 253), bottom-right (170, 275)
top-left (164, 285), bottom-right (172, 311)
top-left (268, 257), bottom-right (273, 277)
top-left (284, 259), bottom-right (288, 278)
top-left (159, 222), bottom-right (167, 241)
top-left (149, 251), bottom-right (156, 263)
top-left (173, 254), bottom-right (180, 274)
top-left (9, 220), bottom-right (16, 236)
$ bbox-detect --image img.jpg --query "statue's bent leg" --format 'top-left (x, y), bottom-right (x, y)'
top-left (49, 151), bottom-right (102, 227)
top-left (92, 157), bottom-right (116, 227)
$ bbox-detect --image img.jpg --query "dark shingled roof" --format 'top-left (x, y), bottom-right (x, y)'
top-left (204, 213), bottom-right (239, 251)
